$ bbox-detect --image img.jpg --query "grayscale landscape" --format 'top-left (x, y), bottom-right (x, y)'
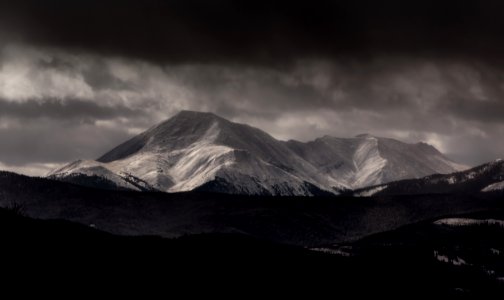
top-left (1, 0), bottom-right (503, 297)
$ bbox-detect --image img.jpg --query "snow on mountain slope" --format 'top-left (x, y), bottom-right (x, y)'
top-left (49, 110), bottom-right (466, 195)
top-left (376, 138), bottom-right (467, 182)
top-left (482, 181), bottom-right (504, 192)
top-left (50, 111), bottom-right (341, 195)
top-left (50, 160), bottom-right (143, 190)
top-left (355, 185), bottom-right (388, 197)
top-left (351, 135), bottom-right (388, 187)
top-left (285, 133), bottom-right (465, 189)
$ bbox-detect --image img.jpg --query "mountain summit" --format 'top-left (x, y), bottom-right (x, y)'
top-left (49, 111), bottom-right (466, 195)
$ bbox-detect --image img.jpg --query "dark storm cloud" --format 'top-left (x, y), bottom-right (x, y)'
top-left (1, 1), bottom-right (504, 174)
top-left (2, 0), bottom-right (504, 65)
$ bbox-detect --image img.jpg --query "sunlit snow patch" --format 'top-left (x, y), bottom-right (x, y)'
top-left (433, 251), bottom-right (468, 266)
top-left (482, 181), bottom-right (504, 192)
top-left (355, 185), bottom-right (388, 197)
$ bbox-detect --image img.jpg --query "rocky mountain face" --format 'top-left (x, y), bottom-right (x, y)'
top-left (49, 111), bottom-right (466, 195)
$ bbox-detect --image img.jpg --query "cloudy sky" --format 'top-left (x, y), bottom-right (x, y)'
top-left (1, 0), bottom-right (504, 175)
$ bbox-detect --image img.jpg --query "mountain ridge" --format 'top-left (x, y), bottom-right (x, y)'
top-left (49, 110), bottom-right (467, 195)
top-left (354, 158), bottom-right (504, 196)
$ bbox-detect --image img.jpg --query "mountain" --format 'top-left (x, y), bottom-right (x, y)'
top-left (354, 159), bottom-right (504, 196)
top-left (49, 110), bottom-right (466, 195)
top-left (286, 133), bottom-right (465, 188)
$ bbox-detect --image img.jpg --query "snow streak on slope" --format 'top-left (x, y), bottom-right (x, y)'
top-left (482, 181), bottom-right (504, 192)
top-left (355, 185), bottom-right (388, 197)
top-left (351, 135), bottom-right (387, 187)
top-left (49, 111), bottom-right (466, 196)
top-left (165, 121), bottom-right (235, 192)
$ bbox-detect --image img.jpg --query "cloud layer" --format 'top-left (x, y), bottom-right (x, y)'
top-left (1, 1), bottom-right (504, 175)
top-left (1, 43), bottom-right (504, 175)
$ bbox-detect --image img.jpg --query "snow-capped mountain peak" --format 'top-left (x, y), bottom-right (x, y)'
top-left (49, 110), bottom-right (467, 195)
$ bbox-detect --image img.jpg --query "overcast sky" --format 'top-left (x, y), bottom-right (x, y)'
top-left (1, 0), bottom-right (504, 175)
